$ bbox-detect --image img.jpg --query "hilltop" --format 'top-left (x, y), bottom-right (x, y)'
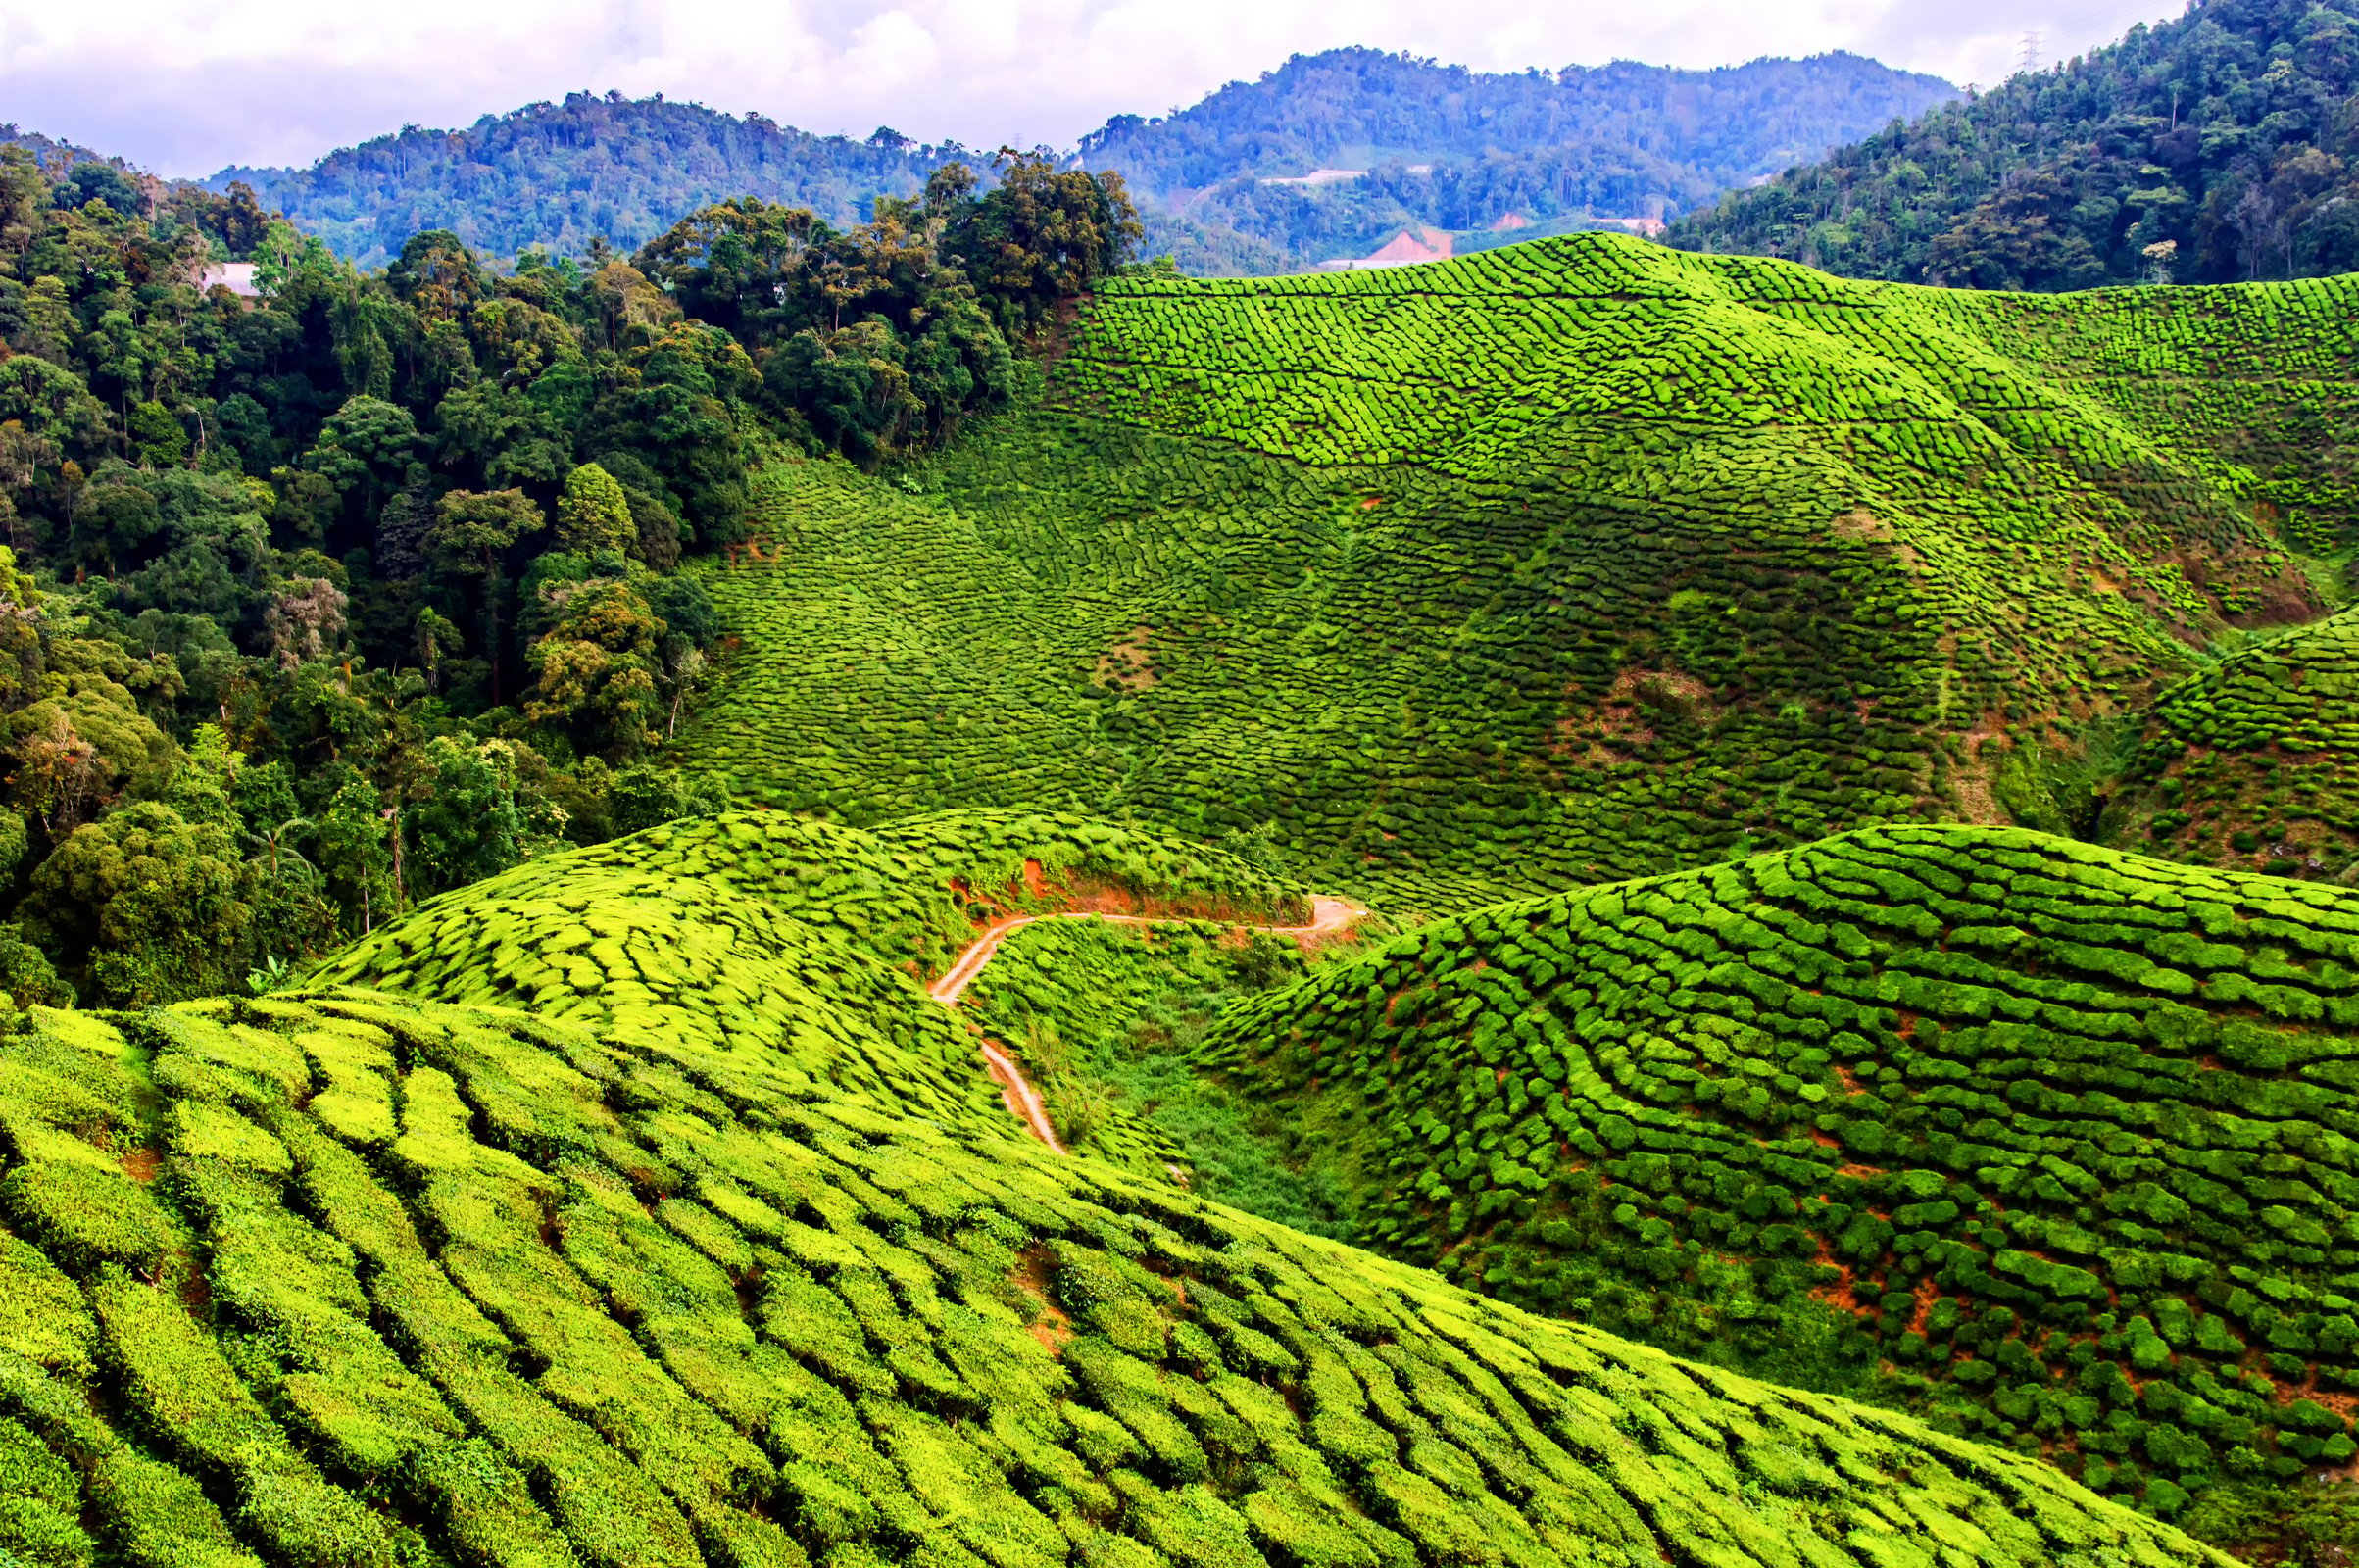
top-left (1669, 0), bottom-right (2359, 289)
top-left (1196, 821), bottom-right (2359, 1520)
top-left (209, 96), bottom-right (950, 268)
top-left (678, 231), bottom-right (2358, 912)
top-left (0, 809), bottom-right (2219, 1568)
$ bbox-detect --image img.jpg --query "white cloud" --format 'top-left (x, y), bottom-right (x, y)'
top-left (0, 0), bottom-right (2187, 177)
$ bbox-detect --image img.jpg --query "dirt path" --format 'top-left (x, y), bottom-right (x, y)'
top-left (929, 896), bottom-right (1366, 1151)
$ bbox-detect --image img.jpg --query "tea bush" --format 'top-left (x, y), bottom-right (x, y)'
top-left (1204, 821), bottom-right (2359, 1512)
top-left (2108, 608), bottom-right (2359, 877)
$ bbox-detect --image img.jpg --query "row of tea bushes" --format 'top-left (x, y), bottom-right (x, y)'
top-left (0, 983), bottom-right (2216, 1567)
top-left (2109, 607), bottom-right (2359, 879)
top-left (678, 235), bottom-right (2355, 913)
top-left (1203, 823), bottom-right (2359, 1515)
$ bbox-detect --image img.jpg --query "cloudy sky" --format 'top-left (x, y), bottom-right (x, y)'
top-left (3, 0), bottom-right (2187, 176)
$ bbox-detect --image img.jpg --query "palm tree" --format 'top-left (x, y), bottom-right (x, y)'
top-left (244, 813), bottom-right (315, 877)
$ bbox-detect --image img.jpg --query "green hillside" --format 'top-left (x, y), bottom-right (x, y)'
top-left (2107, 608), bottom-right (2359, 876)
top-left (680, 233), bottom-right (2357, 911)
top-left (0, 928), bottom-right (2219, 1565)
top-left (1667, 0), bottom-right (2359, 292)
top-left (1198, 822), bottom-right (2359, 1516)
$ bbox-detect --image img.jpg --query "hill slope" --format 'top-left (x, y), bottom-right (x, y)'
top-left (1200, 823), bottom-right (2359, 1512)
top-left (679, 232), bottom-right (2357, 911)
top-left (304, 808), bottom-right (1306, 1142)
top-left (2108, 606), bottom-right (2359, 873)
top-left (1668, 0), bottom-right (2359, 290)
top-left (0, 891), bottom-right (2217, 1564)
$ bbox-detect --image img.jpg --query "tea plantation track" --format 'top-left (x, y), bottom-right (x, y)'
top-left (930, 896), bottom-right (1366, 1151)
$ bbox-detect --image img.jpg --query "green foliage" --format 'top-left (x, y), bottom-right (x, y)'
top-left (1672, 0), bottom-right (2359, 289)
top-left (20, 802), bottom-right (263, 1006)
top-left (552, 466), bottom-right (631, 557)
top-left (1204, 821), bottom-right (2359, 1514)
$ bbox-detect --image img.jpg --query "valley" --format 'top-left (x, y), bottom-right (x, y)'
top-left (4, 12), bottom-right (2359, 1559)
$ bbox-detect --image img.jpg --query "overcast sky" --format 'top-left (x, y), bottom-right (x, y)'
top-left (2, 0), bottom-right (2187, 177)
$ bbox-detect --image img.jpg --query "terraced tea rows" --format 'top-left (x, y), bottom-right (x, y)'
top-left (1202, 824), bottom-right (2359, 1514)
top-left (0, 979), bottom-right (2221, 1567)
top-left (680, 234), bottom-right (2359, 911)
top-left (2108, 608), bottom-right (2359, 878)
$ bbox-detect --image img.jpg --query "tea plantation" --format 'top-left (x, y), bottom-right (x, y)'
top-left (678, 234), bottom-right (2359, 912)
top-left (1201, 822), bottom-right (2359, 1516)
top-left (2108, 608), bottom-right (2359, 878)
top-left (0, 972), bottom-right (2219, 1567)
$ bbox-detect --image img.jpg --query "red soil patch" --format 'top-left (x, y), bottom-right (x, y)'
top-left (121, 1148), bottom-right (161, 1185)
top-left (1010, 1248), bottom-right (1075, 1357)
top-left (1906, 1277), bottom-right (1941, 1336)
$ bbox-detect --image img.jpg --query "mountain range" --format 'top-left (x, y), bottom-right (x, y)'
top-left (11, 48), bottom-right (1954, 272)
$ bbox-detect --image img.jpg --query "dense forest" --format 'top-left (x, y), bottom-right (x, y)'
top-left (0, 142), bottom-right (1135, 1007)
top-left (1083, 49), bottom-right (1956, 271)
top-left (211, 95), bottom-right (957, 269)
top-left (1669, 0), bottom-right (2359, 288)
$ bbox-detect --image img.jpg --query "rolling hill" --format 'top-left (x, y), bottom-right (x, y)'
top-left (676, 231), bottom-right (2359, 914)
top-left (1192, 822), bottom-right (2359, 1518)
top-left (0, 814), bottom-right (2221, 1568)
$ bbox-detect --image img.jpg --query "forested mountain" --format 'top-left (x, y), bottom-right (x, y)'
top-left (213, 95), bottom-right (954, 269)
top-left (1669, 0), bottom-right (2359, 288)
top-left (0, 138), bottom-right (1133, 1004)
top-left (186, 49), bottom-right (1949, 275)
top-left (1085, 48), bottom-right (1955, 271)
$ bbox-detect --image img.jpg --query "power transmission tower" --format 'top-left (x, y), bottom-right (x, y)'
top-left (2019, 30), bottom-right (2044, 72)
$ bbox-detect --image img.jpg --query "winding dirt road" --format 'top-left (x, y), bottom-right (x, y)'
top-left (928, 896), bottom-right (1366, 1152)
